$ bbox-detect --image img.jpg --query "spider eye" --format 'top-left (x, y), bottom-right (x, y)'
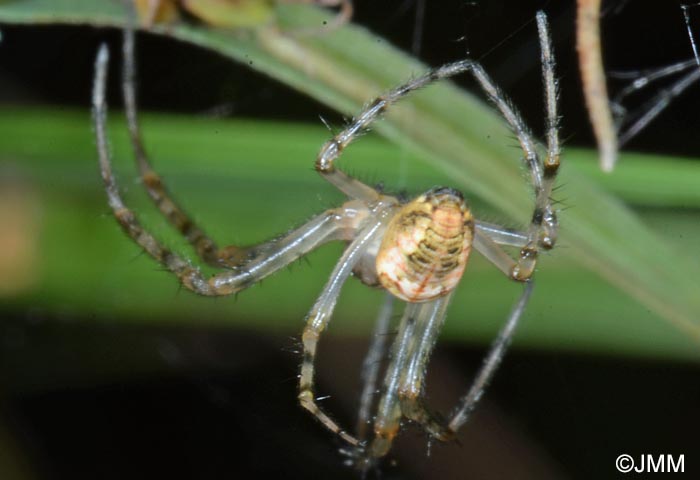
top-left (426, 186), bottom-right (464, 202)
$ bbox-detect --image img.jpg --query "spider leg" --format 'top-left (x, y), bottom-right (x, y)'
top-left (447, 281), bottom-right (533, 433)
top-left (316, 61), bottom-right (481, 202)
top-left (380, 243), bottom-right (531, 445)
top-left (467, 58), bottom-right (546, 280)
top-left (356, 293), bottom-right (394, 442)
top-left (315, 53), bottom-right (540, 200)
top-left (466, 12), bottom-right (559, 281)
top-left (353, 295), bottom-right (452, 470)
top-left (467, 59), bottom-right (540, 280)
top-left (438, 222), bottom-right (535, 436)
top-left (508, 11), bottom-right (559, 279)
top-left (475, 221), bottom-right (528, 247)
top-left (94, 45), bottom-right (364, 296)
top-left (472, 229), bottom-right (521, 278)
top-left (536, 11), bottom-right (561, 250)
top-left (298, 217), bottom-right (387, 447)
top-left (466, 67), bottom-right (543, 195)
top-left (121, 24), bottom-right (233, 267)
top-left (358, 301), bottom-right (425, 466)
top-left (122, 23), bottom-right (274, 269)
top-left (316, 12), bottom-right (556, 218)
top-left (396, 295), bottom-right (454, 441)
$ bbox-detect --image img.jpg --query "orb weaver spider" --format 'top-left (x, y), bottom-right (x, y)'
top-left (92, 11), bottom-right (559, 469)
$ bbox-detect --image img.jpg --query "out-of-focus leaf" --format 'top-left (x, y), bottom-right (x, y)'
top-left (0, 0), bottom-right (699, 348)
top-left (1, 108), bottom-right (699, 361)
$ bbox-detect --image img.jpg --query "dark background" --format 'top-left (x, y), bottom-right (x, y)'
top-left (1, 1), bottom-right (699, 479)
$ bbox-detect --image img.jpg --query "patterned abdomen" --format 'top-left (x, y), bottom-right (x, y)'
top-left (376, 187), bottom-right (474, 303)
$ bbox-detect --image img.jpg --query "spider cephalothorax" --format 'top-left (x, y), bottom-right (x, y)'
top-left (93, 10), bottom-right (559, 470)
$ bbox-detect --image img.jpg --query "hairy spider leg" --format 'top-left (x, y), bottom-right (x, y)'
top-left (395, 295), bottom-right (454, 439)
top-left (446, 281), bottom-right (534, 431)
top-left (537, 10), bottom-right (561, 249)
top-left (93, 45), bottom-right (368, 296)
top-left (95, 7), bottom-right (562, 465)
top-left (354, 281), bottom-right (532, 468)
top-left (298, 216), bottom-right (391, 447)
top-left (475, 220), bottom-right (529, 247)
top-left (398, 282), bottom-right (535, 439)
top-left (316, 12), bottom-right (558, 286)
top-left (121, 24), bottom-right (257, 268)
top-left (365, 299), bottom-right (449, 461)
top-left (340, 11), bottom-right (558, 464)
top-left (358, 281), bottom-right (531, 467)
top-left (355, 294), bottom-right (395, 442)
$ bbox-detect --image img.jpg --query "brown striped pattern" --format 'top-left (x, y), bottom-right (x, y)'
top-left (376, 188), bottom-right (474, 303)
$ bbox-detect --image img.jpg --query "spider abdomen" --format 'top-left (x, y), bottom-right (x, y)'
top-left (376, 187), bottom-right (474, 303)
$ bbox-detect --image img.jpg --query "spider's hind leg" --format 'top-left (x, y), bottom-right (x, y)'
top-left (94, 44), bottom-right (358, 297)
top-left (93, 45), bottom-right (222, 296)
top-left (121, 24), bottom-right (244, 268)
top-left (355, 296), bottom-right (452, 468)
top-left (356, 293), bottom-right (395, 442)
top-left (399, 397), bottom-right (454, 442)
top-left (395, 296), bottom-right (455, 442)
top-left (446, 281), bottom-right (534, 434)
top-left (298, 218), bottom-right (388, 448)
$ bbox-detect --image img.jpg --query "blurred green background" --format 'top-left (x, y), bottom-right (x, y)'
top-left (0, 1), bottom-right (699, 479)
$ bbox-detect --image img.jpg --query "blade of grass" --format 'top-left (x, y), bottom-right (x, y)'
top-left (0, 1), bottom-right (699, 342)
top-left (1, 108), bottom-right (699, 361)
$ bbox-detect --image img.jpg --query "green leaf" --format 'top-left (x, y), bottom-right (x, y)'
top-left (1, 108), bottom-right (699, 362)
top-left (1, 0), bottom-right (699, 357)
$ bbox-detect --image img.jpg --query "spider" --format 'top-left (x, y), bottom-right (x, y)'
top-left (91, 10), bottom-right (560, 469)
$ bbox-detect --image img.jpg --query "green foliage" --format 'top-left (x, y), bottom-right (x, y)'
top-left (0, 1), bottom-right (699, 360)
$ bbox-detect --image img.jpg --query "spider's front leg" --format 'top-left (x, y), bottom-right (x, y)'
top-left (514, 11), bottom-right (561, 280)
top-left (462, 12), bottom-right (560, 282)
top-left (445, 11), bottom-right (560, 435)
